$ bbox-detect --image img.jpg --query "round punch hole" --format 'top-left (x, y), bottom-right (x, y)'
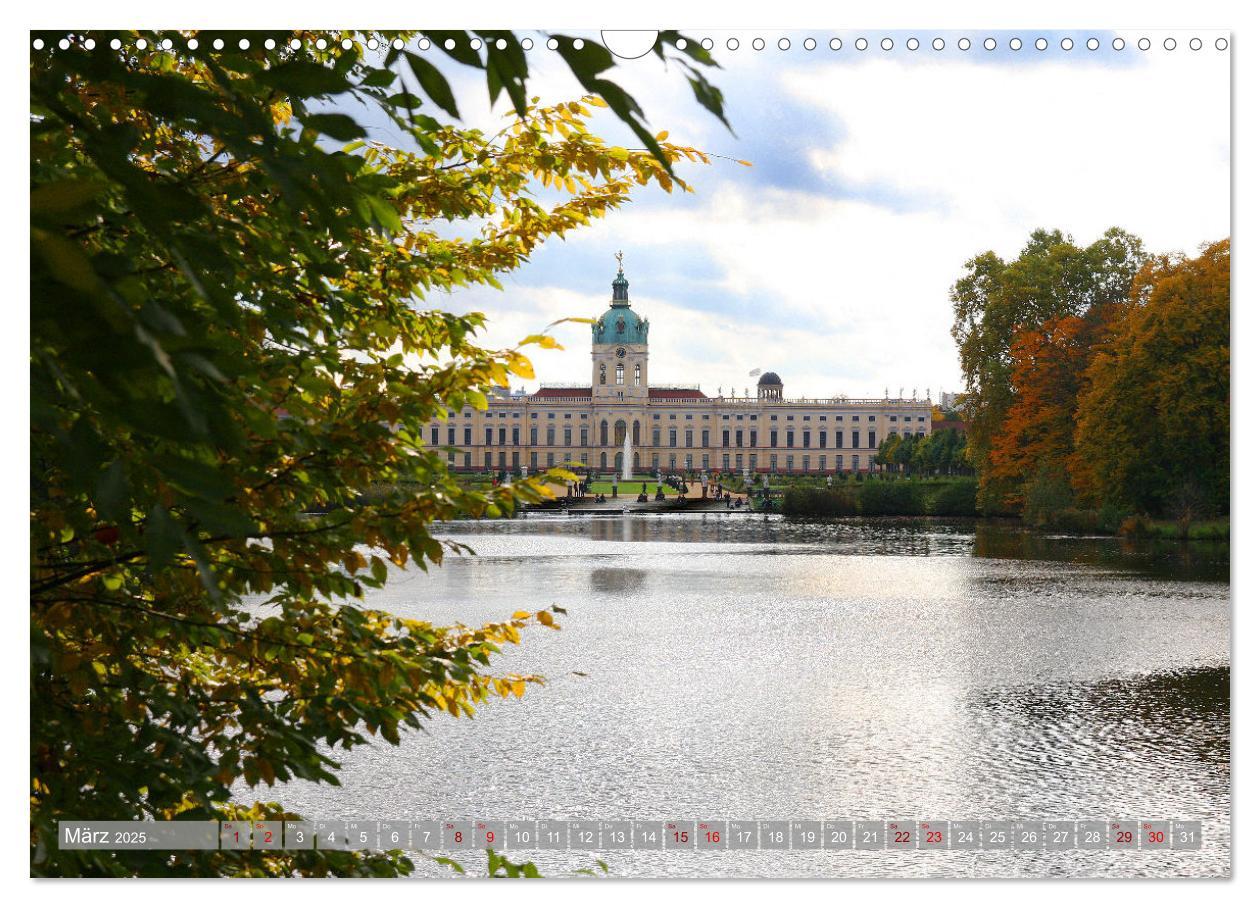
top-left (829, 38), bottom-right (842, 51)
top-left (778, 38), bottom-right (790, 51)
top-left (187, 38), bottom-right (199, 50)
top-left (1112, 38), bottom-right (1124, 50)
top-left (855, 37), bottom-right (868, 51)
top-left (315, 38), bottom-right (327, 50)
top-left (341, 38), bottom-right (353, 50)
top-left (958, 37), bottom-right (971, 51)
top-left (1061, 38), bottom-right (1074, 50)
top-left (521, 38), bottom-right (533, 50)
top-left (1164, 37), bottom-right (1176, 50)
top-left (85, 38), bottom-right (97, 50)
top-left (1216, 37), bottom-right (1228, 50)
top-left (1010, 38), bottom-right (1022, 51)
top-left (727, 38), bottom-right (739, 51)
top-left (907, 38), bottom-right (919, 51)
top-left (881, 38), bottom-right (893, 51)
top-left (752, 37), bottom-right (765, 51)
top-left (571, 38), bottom-right (583, 50)
top-left (1035, 37), bottom-right (1048, 50)
top-left (111, 38), bottom-right (122, 49)
top-left (932, 38), bottom-right (945, 51)
top-left (1138, 37), bottom-right (1151, 50)
top-left (701, 38), bottom-right (713, 50)
top-left (803, 37), bottom-right (816, 51)
top-left (1190, 37), bottom-right (1202, 51)
top-left (983, 37), bottom-right (996, 51)
top-left (1087, 38), bottom-right (1099, 50)
top-left (136, 38), bottom-right (148, 50)
top-left (418, 38), bottom-right (431, 50)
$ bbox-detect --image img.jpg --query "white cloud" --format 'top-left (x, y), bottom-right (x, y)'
top-left (430, 48), bottom-right (1229, 400)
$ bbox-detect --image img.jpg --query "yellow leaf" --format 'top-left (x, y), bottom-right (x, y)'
top-left (655, 130), bottom-right (669, 142)
top-left (536, 610), bottom-right (555, 627)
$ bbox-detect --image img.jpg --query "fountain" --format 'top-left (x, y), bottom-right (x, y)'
top-left (621, 430), bottom-right (633, 481)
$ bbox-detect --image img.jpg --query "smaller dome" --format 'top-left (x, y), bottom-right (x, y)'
top-left (758, 372), bottom-right (783, 386)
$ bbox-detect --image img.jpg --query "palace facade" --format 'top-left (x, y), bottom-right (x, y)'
top-left (426, 264), bottom-right (933, 476)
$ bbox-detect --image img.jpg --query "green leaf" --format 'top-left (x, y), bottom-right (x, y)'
top-left (405, 53), bottom-right (460, 119)
top-left (301, 113), bottom-right (367, 141)
top-left (259, 61), bottom-right (353, 98)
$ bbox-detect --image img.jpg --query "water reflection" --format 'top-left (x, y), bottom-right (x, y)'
top-left (262, 515), bottom-right (1229, 879)
top-left (589, 567), bottom-right (647, 594)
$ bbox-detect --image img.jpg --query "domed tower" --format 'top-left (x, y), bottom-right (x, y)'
top-left (757, 371), bottom-right (783, 401)
top-left (592, 252), bottom-right (649, 401)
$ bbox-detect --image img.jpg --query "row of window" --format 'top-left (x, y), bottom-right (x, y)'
top-left (429, 425), bottom-right (925, 450)
top-left (444, 449), bottom-right (881, 473)
top-left (446, 410), bottom-right (927, 423)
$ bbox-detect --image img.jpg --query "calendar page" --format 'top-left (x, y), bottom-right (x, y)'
top-left (28, 12), bottom-right (1232, 893)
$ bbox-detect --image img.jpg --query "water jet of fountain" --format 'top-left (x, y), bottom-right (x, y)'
top-left (622, 430), bottom-right (633, 481)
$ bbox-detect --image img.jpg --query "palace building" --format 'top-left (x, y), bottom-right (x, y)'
top-left (426, 262), bottom-right (933, 476)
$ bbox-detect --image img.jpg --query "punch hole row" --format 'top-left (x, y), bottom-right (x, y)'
top-left (31, 34), bottom-right (1230, 54)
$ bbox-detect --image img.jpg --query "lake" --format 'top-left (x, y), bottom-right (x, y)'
top-left (266, 515), bottom-right (1230, 878)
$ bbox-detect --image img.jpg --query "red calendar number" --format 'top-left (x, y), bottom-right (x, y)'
top-left (894, 831), bottom-right (911, 843)
top-left (486, 831), bottom-right (495, 843)
top-left (926, 831), bottom-right (943, 844)
top-left (673, 830), bottom-right (689, 843)
top-left (264, 830), bottom-right (273, 844)
top-left (454, 831), bottom-right (463, 843)
top-left (705, 831), bottom-right (721, 844)
top-left (1147, 831), bottom-right (1164, 844)
top-left (1115, 831), bottom-right (1132, 844)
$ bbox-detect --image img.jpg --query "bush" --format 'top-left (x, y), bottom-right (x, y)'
top-left (782, 487), bottom-right (857, 516)
top-left (857, 480), bottom-right (923, 516)
top-left (923, 478), bottom-right (978, 516)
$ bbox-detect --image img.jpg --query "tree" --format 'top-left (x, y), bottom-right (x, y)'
top-left (1072, 240), bottom-right (1230, 515)
top-left (950, 227), bottom-right (1145, 511)
top-left (31, 29), bottom-right (727, 876)
top-left (986, 313), bottom-right (1095, 511)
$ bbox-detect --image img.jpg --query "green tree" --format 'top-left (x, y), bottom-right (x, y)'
top-left (1072, 240), bottom-right (1230, 515)
top-left (31, 29), bottom-right (727, 876)
top-left (950, 228), bottom-right (1145, 510)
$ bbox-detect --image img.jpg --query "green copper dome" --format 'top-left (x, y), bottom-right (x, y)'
top-left (592, 267), bottom-right (649, 345)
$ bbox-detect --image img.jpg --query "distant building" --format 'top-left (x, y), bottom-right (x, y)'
top-left (426, 262), bottom-right (933, 475)
top-left (939, 391), bottom-right (963, 410)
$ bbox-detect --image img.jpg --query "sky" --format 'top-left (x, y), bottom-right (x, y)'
top-left (342, 29), bottom-right (1230, 401)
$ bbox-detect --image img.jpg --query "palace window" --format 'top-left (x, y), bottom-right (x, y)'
top-left (669, 429), bottom-right (677, 447)
top-left (600, 420), bottom-right (609, 445)
top-left (616, 364), bottom-right (624, 385)
top-left (685, 429), bottom-right (693, 447)
top-left (770, 454), bottom-right (778, 471)
top-left (512, 427), bottom-right (520, 445)
top-left (599, 364), bottom-right (606, 384)
top-left (787, 455), bottom-right (794, 471)
top-left (530, 452), bottom-right (538, 468)
top-left (546, 427), bottom-right (555, 445)
top-left (633, 421), bottom-right (641, 444)
top-left (464, 427), bottom-right (472, 445)
top-left (735, 430), bottom-right (743, 448)
top-left (652, 454), bottom-right (660, 468)
top-left (431, 426), bottom-right (439, 445)
top-left (702, 429), bottom-right (710, 447)
top-left (868, 430), bottom-right (876, 448)
top-left (548, 453), bottom-right (555, 467)
top-left (803, 455), bottom-right (810, 472)
top-left (447, 427), bottom-right (455, 445)
top-left (851, 430), bottom-right (859, 448)
top-left (735, 453), bottom-right (743, 470)
top-left (564, 428), bottom-right (572, 446)
top-left (770, 430), bottom-right (778, 447)
top-left (702, 454), bottom-right (709, 469)
top-left (484, 452), bottom-right (492, 470)
top-left (498, 427), bottom-right (507, 445)
top-left (820, 455), bottom-right (827, 471)
top-left (802, 430), bottom-right (810, 448)
top-left (750, 430), bottom-right (757, 447)
top-left (581, 428), bottom-right (589, 446)
top-left (787, 431), bottom-right (795, 448)
top-left (512, 452), bottom-right (520, 469)
top-left (531, 427), bottom-right (538, 445)
top-left (634, 364), bottom-right (641, 386)
top-left (652, 428), bottom-right (661, 446)
top-left (723, 454), bottom-right (730, 470)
